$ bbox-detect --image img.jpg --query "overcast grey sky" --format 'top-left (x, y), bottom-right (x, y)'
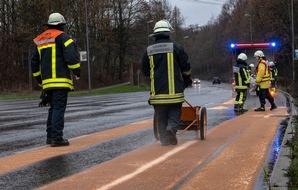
top-left (169, 0), bottom-right (227, 27)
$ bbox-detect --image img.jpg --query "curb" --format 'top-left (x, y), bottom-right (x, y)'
top-left (269, 116), bottom-right (292, 189)
top-left (269, 90), bottom-right (297, 189)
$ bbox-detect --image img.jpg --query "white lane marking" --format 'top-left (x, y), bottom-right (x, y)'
top-left (130, 120), bottom-right (151, 125)
top-left (208, 106), bottom-right (229, 110)
top-left (222, 99), bottom-right (235, 104)
top-left (72, 135), bottom-right (88, 140)
top-left (15, 147), bottom-right (45, 154)
top-left (206, 99), bottom-right (235, 110)
top-left (204, 102), bottom-right (214, 106)
top-left (97, 140), bottom-right (196, 190)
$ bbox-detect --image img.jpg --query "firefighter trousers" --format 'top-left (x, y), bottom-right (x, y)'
top-left (258, 88), bottom-right (275, 107)
top-left (46, 89), bottom-right (69, 140)
top-left (234, 89), bottom-right (247, 107)
top-left (153, 103), bottom-right (182, 144)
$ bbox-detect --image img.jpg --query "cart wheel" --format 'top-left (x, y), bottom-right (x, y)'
top-left (153, 112), bottom-right (159, 140)
top-left (199, 107), bottom-right (207, 140)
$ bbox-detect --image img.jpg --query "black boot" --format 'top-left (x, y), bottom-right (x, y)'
top-left (270, 103), bottom-right (277, 111)
top-left (239, 104), bottom-right (248, 112)
top-left (167, 130), bottom-right (177, 145)
top-left (234, 104), bottom-right (240, 112)
top-left (46, 138), bottom-right (51, 144)
top-left (255, 106), bottom-right (265, 111)
top-left (51, 138), bottom-right (69, 147)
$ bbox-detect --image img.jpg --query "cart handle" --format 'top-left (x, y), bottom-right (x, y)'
top-left (184, 99), bottom-right (196, 110)
top-left (177, 119), bottom-right (197, 135)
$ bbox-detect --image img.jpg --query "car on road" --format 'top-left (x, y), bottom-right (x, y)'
top-left (212, 77), bottom-right (221, 84)
top-left (192, 78), bottom-right (200, 86)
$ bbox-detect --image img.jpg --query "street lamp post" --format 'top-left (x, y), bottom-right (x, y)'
top-left (291, 0), bottom-right (295, 81)
top-left (28, 45), bottom-right (33, 91)
top-left (245, 14), bottom-right (252, 43)
top-left (147, 20), bottom-right (153, 45)
top-left (85, 0), bottom-right (91, 92)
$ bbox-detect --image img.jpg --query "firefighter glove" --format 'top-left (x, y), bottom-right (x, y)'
top-left (39, 90), bottom-right (49, 107)
top-left (183, 75), bottom-right (192, 88)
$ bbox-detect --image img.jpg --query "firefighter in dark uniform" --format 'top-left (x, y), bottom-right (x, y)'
top-left (269, 61), bottom-right (278, 92)
top-left (31, 13), bottom-right (81, 147)
top-left (254, 50), bottom-right (277, 111)
top-left (233, 53), bottom-right (250, 112)
top-left (247, 63), bottom-right (255, 77)
top-left (142, 20), bottom-right (192, 146)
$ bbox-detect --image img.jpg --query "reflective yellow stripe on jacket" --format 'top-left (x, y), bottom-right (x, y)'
top-left (167, 52), bottom-right (175, 95)
top-left (150, 93), bottom-right (184, 104)
top-left (42, 78), bottom-right (74, 90)
top-left (37, 43), bottom-right (58, 78)
top-left (149, 55), bottom-right (155, 95)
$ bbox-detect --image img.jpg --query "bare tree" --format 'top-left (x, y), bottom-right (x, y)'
top-left (0, 0), bottom-right (296, 96)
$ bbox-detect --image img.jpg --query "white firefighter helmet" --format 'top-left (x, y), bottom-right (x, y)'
top-left (153, 20), bottom-right (174, 34)
top-left (249, 63), bottom-right (254, 68)
top-left (269, 61), bottom-right (275, 66)
top-left (254, 50), bottom-right (265, 57)
top-left (237, 53), bottom-right (247, 61)
top-left (47, 13), bottom-right (67, 26)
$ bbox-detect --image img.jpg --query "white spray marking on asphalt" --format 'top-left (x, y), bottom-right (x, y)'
top-left (130, 120), bottom-right (150, 125)
top-left (209, 106), bottom-right (229, 110)
top-left (204, 102), bottom-right (214, 106)
top-left (204, 99), bottom-right (235, 109)
top-left (222, 99), bottom-right (235, 104)
top-left (97, 140), bottom-right (196, 190)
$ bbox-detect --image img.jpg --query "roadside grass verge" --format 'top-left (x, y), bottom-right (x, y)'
top-left (0, 84), bottom-right (150, 100)
top-left (0, 91), bottom-right (40, 100)
top-left (287, 114), bottom-right (298, 189)
top-left (69, 84), bottom-right (150, 97)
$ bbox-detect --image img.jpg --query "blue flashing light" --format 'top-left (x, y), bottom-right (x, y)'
top-left (230, 43), bottom-right (235, 48)
top-left (271, 42), bottom-right (276, 47)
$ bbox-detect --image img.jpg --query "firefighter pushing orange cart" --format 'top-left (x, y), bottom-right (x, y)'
top-left (153, 100), bottom-right (207, 141)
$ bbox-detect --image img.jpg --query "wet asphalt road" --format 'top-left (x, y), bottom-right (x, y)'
top-left (0, 81), bottom-right (287, 189)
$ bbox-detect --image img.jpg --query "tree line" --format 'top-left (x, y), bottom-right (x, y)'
top-left (0, 0), bottom-right (297, 97)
